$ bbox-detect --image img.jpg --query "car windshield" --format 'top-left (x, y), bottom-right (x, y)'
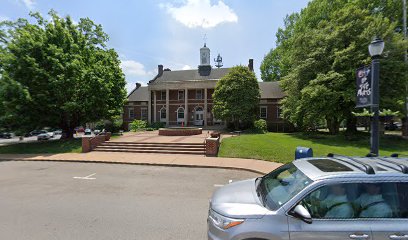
top-left (258, 163), bottom-right (312, 210)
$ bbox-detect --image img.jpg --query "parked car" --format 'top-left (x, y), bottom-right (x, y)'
top-left (94, 129), bottom-right (101, 135)
top-left (208, 155), bottom-right (408, 240)
top-left (74, 126), bottom-right (85, 133)
top-left (84, 128), bottom-right (92, 135)
top-left (0, 132), bottom-right (13, 139)
top-left (385, 122), bottom-right (401, 131)
top-left (53, 129), bottom-right (63, 135)
top-left (37, 133), bottom-right (51, 140)
top-left (29, 130), bottom-right (43, 136)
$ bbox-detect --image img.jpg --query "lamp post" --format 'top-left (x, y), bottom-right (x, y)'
top-left (368, 37), bottom-right (385, 156)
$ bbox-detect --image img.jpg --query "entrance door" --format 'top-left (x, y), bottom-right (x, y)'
top-left (194, 107), bottom-right (204, 126)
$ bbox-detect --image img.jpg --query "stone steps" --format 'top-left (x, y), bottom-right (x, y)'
top-left (93, 142), bottom-right (206, 155)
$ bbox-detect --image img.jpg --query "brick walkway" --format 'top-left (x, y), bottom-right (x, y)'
top-left (111, 131), bottom-right (217, 143)
top-left (0, 152), bottom-right (281, 174)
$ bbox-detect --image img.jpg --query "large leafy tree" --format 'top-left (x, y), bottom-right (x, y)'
top-left (212, 66), bottom-right (260, 129)
top-left (261, 0), bottom-right (407, 134)
top-left (0, 11), bottom-right (126, 137)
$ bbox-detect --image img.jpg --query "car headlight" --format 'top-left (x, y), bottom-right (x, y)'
top-left (209, 209), bottom-right (244, 230)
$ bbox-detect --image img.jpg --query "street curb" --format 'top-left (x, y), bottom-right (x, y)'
top-left (0, 158), bottom-right (268, 175)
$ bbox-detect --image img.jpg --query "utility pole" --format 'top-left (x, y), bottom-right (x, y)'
top-left (404, 0), bottom-right (408, 137)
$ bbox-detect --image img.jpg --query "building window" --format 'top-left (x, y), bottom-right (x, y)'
top-left (141, 108), bottom-right (148, 121)
top-left (277, 107), bottom-right (282, 119)
top-left (160, 91), bottom-right (166, 100)
top-left (260, 106), bottom-right (267, 119)
top-left (177, 107), bottom-right (185, 123)
top-left (160, 107), bottom-right (166, 122)
top-left (196, 89), bottom-right (203, 99)
top-left (178, 90), bottom-right (185, 100)
top-left (129, 108), bottom-right (135, 119)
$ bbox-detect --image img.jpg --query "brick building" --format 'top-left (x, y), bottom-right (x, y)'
top-left (123, 44), bottom-right (291, 131)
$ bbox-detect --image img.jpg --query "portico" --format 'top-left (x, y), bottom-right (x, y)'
top-left (148, 83), bottom-right (215, 127)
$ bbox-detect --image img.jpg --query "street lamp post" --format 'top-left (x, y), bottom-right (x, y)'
top-left (368, 37), bottom-right (385, 156)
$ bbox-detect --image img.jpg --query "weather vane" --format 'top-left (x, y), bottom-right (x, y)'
top-left (214, 53), bottom-right (223, 68)
top-left (203, 34), bottom-right (207, 46)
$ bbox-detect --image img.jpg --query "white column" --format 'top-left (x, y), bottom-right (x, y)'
top-left (166, 88), bottom-right (169, 127)
top-left (204, 88), bottom-right (208, 127)
top-left (184, 88), bottom-right (188, 125)
top-left (147, 90), bottom-right (152, 124)
top-left (153, 91), bottom-right (157, 123)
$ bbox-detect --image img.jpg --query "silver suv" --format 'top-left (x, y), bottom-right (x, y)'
top-left (208, 155), bottom-right (408, 240)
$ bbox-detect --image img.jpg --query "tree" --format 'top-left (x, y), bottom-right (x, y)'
top-left (261, 0), bottom-right (408, 134)
top-left (212, 66), bottom-right (260, 129)
top-left (0, 11), bottom-right (126, 137)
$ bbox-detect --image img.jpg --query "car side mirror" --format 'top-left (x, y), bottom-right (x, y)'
top-left (291, 205), bottom-right (312, 224)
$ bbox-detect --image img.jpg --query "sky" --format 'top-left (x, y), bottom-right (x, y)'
top-left (1, 0), bottom-right (311, 93)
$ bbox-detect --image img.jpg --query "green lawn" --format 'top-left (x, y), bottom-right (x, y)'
top-left (219, 132), bottom-right (408, 164)
top-left (0, 139), bottom-right (82, 154)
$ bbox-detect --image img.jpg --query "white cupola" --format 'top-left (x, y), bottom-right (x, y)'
top-left (200, 43), bottom-right (211, 66)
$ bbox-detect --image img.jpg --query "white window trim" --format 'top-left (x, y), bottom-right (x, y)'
top-left (129, 108), bottom-right (135, 119)
top-left (277, 107), bottom-right (282, 119)
top-left (260, 106), bottom-right (267, 119)
top-left (141, 108), bottom-right (148, 121)
top-left (196, 89), bottom-right (203, 99)
top-left (178, 90), bottom-right (184, 100)
top-left (176, 107), bottom-right (185, 123)
top-left (159, 107), bottom-right (166, 122)
top-left (161, 91), bottom-right (166, 100)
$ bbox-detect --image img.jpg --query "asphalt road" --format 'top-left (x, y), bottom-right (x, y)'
top-left (0, 161), bottom-right (259, 240)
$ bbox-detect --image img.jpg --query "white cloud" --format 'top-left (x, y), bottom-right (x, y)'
top-left (20, 0), bottom-right (35, 9)
top-left (181, 64), bottom-right (192, 70)
top-left (120, 60), bottom-right (154, 77)
top-left (162, 0), bottom-right (238, 29)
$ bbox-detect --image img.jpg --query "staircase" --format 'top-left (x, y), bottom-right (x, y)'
top-left (93, 142), bottom-right (206, 155)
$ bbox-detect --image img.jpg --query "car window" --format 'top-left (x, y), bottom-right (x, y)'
top-left (260, 163), bottom-right (312, 210)
top-left (300, 183), bottom-right (356, 219)
top-left (300, 182), bottom-right (408, 219)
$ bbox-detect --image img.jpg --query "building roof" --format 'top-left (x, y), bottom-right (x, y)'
top-left (127, 70), bottom-right (286, 102)
top-left (127, 86), bottom-right (148, 102)
top-left (149, 68), bottom-right (231, 84)
top-left (259, 81), bottom-right (286, 99)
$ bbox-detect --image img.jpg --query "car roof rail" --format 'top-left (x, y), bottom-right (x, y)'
top-left (375, 157), bottom-right (408, 174)
top-left (327, 153), bottom-right (375, 174)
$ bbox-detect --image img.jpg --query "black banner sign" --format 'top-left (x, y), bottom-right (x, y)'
top-left (356, 66), bottom-right (372, 108)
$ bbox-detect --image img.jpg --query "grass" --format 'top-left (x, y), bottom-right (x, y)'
top-left (219, 132), bottom-right (408, 164)
top-left (0, 139), bottom-right (82, 154)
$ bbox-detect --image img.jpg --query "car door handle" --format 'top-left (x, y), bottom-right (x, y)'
top-left (350, 234), bottom-right (370, 239)
top-left (389, 235), bottom-right (408, 240)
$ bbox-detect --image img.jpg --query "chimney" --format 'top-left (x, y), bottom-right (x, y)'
top-left (248, 59), bottom-right (254, 72)
top-left (158, 65), bottom-right (164, 76)
top-left (136, 82), bottom-right (141, 89)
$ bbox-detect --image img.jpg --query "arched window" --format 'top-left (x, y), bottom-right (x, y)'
top-left (160, 107), bottom-right (166, 122)
top-left (177, 107), bottom-right (185, 123)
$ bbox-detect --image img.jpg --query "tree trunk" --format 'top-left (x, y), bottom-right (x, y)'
top-left (326, 117), bottom-right (340, 135)
top-left (345, 116), bottom-right (357, 135)
top-left (402, 117), bottom-right (408, 139)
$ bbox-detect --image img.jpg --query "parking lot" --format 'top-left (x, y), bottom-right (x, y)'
top-left (0, 161), bottom-right (259, 240)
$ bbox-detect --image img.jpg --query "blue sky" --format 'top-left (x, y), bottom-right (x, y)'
top-left (1, 0), bottom-right (310, 93)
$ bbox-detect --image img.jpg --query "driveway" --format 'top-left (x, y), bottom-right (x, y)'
top-left (0, 161), bottom-right (259, 240)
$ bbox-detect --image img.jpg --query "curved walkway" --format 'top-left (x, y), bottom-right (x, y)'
top-left (0, 152), bottom-right (281, 174)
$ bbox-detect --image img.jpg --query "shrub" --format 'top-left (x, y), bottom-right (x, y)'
top-left (253, 119), bottom-right (268, 133)
top-left (149, 122), bottom-right (165, 130)
top-left (130, 120), bottom-right (147, 132)
top-left (145, 128), bottom-right (155, 131)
